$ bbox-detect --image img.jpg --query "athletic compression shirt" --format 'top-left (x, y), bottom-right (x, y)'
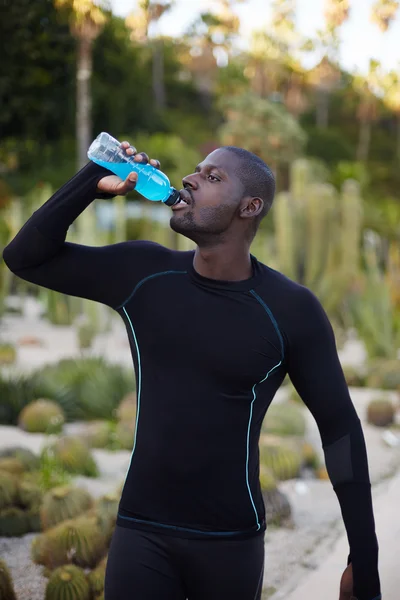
top-left (2, 163), bottom-right (381, 600)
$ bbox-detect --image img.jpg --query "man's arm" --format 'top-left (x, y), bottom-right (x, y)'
top-left (2, 161), bottom-right (169, 310)
top-left (284, 287), bottom-right (381, 600)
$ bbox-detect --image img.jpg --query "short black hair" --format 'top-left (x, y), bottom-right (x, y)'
top-left (222, 146), bottom-right (276, 232)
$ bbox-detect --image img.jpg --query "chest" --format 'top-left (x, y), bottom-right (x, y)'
top-left (124, 275), bottom-right (284, 389)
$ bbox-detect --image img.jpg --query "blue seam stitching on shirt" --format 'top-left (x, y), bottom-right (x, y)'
top-left (116, 270), bottom-right (187, 310)
top-left (117, 513), bottom-right (256, 536)
top-left (247, 361), bottom-right (282, 531)
top-left (250, 289), bottom-right (285, 360)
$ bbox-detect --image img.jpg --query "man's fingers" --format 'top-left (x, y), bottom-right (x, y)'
top-left (150, 159), bottom-right (161, 169)
top-left (120, 141), bottom-right (137, 156)
top-left (134, 152), bottom-right (149, 164)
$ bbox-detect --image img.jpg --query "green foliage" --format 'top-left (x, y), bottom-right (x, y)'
top-left (87, 555), bottom-right (107, 599)
top-left (114, 421), bottom-right (135, 451)
top-left (262, 401), bottom-right (306, 436)
top-left (259, 465), bottom-right (277, 492)
top-left (84, 421), bottom-right (113, 449)
top-left (31, 357), bottom-right (135, 422)
top-left (259, 441), bottom-right (301, 481)
top-left (366, 359), bottom-right (400, 390)
top-left (17, 479), bottom-right (43, 510)
top-left (349, 238), bottom-right (400, 359)
top-left (92, 493), bottom-right (119, 543)
top-left (45, 564), bottom-right (91, 600)
top-left (367, 398), bottom-right (395, 427)
top-left (0, 372), bottom-right (38, 426)
top-left (0, 559), bottom-right (17, 600)
top-left (40, 486), bottom-right (94, 531)
top-left (18, 399), bottom-right (65, 434)
top-left (341, 364), bottom-right (367, 387)
top-left (301, 442), bottom-right (320, 470)
top-left (304, 126), bottom-right (354, 164)
top-left (47, 437), bottom-right (98, 478)
top-left (218, 92), bottom-right (307, 165)
top-left (34, 515), bottom-right (107, 570)
top-left (116, 393), bottom-right (137, 423)
top-left (0, 343), bottom-right (17, 366)
top-left (37, 446), bottom-right (73, 492)
top-left (0, 458), bottom-right (25, 476)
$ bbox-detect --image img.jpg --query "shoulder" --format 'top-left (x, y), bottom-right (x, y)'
top-left (109, 240), bottom-right (192, 270)
top-left (257, 262), bottom-right (318, 305)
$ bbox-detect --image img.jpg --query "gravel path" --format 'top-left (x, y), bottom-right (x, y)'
top-left (0, 534), bottom-right (46, 600)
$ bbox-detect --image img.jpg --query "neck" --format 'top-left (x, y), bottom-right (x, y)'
top-left (193, 241), bottom-right (253, 281)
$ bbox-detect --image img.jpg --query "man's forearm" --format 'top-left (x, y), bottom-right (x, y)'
top-left (2, 161), bottom-right (111, 272)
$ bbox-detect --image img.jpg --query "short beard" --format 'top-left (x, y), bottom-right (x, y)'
top-left (170, 205), bottom-right (233, 247)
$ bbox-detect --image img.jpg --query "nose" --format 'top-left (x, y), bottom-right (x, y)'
top-left (182, 173), bottom-right (199, 190)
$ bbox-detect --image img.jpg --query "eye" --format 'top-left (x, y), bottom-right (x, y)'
top-left (207, 174), bottom-right (220, 182)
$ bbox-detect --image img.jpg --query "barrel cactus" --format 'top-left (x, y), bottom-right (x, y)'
top-left (260, 442), bottom-right (301, 481)
top-left (342, 365), bottom-right (366, 387)
top-left (49, 437), bottom-right (98, 477)
top-left (366, 359), bottom-right (400, 390)
top-left (18, 478), bottom-right (43, 510)
top-left (0, 507), bottom-right (30, 537)
top-left (367, 398), bottom-right (395, 427)
top-left (301, 442), bottom-right (320, 470)
top-left (33, 515), bottom-right (107, 570)
top-left (18, 399), bottom-right (65, 434)
top-left (87, 555), bottom-right (107, 599)
top-left (84, 421), bottom-right (112, 449)
top-left (262, 401), bottom-right (306, 436)
top-left (0, 472), bottom-right (18, 510)
top-left (259, 465), bottom-right (292, 526)
top-left (0, 447), bottom-right (40, 471)
top-left (93, 493), bottom-right (119, 543)
top-left (0, 457), bottom-right (25, 475)
top-left (116, 392), bottom-right (136, 423)
top-left (45, 564), bottom-right (90, 600)
top-left (259, 464), bottom-right (277, 492)
top-left (0, 559), bottom-right (17, 600)
top-left (40, 486), bottom-right (93, 530)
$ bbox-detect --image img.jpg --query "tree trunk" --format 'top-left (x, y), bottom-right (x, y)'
top-left (76, 35), bottom-right (93, 169)
top-left (152, 38), bottom-right (166, 110)
top-left (316, 89), bottom-right (329, 128)
top-left (357, 119), bottom-right (371, 161)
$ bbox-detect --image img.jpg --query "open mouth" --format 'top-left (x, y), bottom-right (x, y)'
top-left (171, 188), bottom-right (192, 210)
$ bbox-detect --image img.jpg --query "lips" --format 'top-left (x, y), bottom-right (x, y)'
top-left (171, 188), bottom-right (192, 211)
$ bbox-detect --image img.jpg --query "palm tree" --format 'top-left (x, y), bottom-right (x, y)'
top-left (125, 1), bottom-right (173, 110)
top-left (370, 0), bottom-right (399, 31)
top-left (307, 56), bottom-right (341, 128)
top-left (354, 60), bottom-right (381, 162)
top-left (55, 0), bottom-right (108, 169)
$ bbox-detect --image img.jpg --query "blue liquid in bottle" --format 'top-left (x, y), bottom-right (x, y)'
top-left (87, 132), bottom-right (180, 206)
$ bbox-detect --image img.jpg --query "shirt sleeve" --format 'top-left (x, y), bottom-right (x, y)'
top-left (2, 161), bottom-right (171, 310)
top-left (284, 287), bottom-right (381, 600)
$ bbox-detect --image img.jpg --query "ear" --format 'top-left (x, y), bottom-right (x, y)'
top-left (239, 196), bottom-right (264, 220)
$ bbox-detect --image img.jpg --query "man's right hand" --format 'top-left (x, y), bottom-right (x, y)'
top-left (96, 141), bottom-right (161, 195)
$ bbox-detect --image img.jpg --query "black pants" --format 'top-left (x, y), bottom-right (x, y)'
top-left (104, 525), bottom-right (265, 600)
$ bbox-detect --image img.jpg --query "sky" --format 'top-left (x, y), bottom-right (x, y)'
top-left (109, 0), bottom-right (400, 75)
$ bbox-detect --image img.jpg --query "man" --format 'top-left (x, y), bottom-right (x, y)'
top-left (3, 142), bottom-right (381, 600)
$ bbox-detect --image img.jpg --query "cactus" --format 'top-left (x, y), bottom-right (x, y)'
top-left (45, 564), bottom-right (90, 600)
top-left (0, 507), bottom-right (30, 537)
top-left (93, 493), bottom-right (119, 543)
top-left (0, 457), bottom-right (25, 475)
top-left (84, 421), bottom-right (112, 449)
top-left (115, 420), bottom-right (134, 450)
top-left (259, 465), bottom-right (277, 492)
top-left (33, 515), bottom-right (107, 570)
top-left (87, 555), bottom-right (107, 599)
top-left (31, 533), bottom-right (47, 564)
top-left (116, 392), bottom-right (136, 423)
top-left (262, 401), bottom-right (306, 436)
top-left (259, 465), bottom-right (292, 526)
top-left (342, 365), bottom-right (366, 387)
top-left (0, 559), bottom-right (17, 600)
top-left (18, 399), bottom-right (65, 434)
top-left (0, 472), bottom-right (18, 510)
top-left (40, 486), bottom-right (94, 530)
top-left (49, 437), bottom-right (98, 477)
top-left (0, 447), bottom-right (40, 471)
top-left (0, 343), bottom-right (17, 366)
top-left (367, 398), bottom-right (395, 427)
top-left (366, 358), bottom-right (400, 390)
top-left (18, 479), bottom-right (43, 509)
top-left (259, 442), bottom-right (301, 481)
top-left (272, 160), bottom-right (363, 323)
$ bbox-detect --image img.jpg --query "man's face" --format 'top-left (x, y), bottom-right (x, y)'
top-left (170, 148), bottom-right (245, 244)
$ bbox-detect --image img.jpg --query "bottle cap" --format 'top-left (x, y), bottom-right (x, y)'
top-left (164, 188), bottom-right (180, 206)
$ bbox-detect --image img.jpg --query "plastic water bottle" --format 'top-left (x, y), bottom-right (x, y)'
top-left (87, 132), bottom-right (180, 206)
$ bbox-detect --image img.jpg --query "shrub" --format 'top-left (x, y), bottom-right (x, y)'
top-left (342, 365), bottom-right (366, 387)
top-left (18, 399), bottom-right (65, 434)
top-left (0, 343), bottom-right (17, 366)
top-left (366, 359), bottom-right (400, 390)
top-left (367, 398), bottom-right (395, 427)
top-left (116, 393), bottom-right (136, 423)
top-left (48, 437), bottom-right (98, 478)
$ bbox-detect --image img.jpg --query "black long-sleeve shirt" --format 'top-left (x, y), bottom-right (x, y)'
top-left (2, 163), bottom-right (381, 600)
